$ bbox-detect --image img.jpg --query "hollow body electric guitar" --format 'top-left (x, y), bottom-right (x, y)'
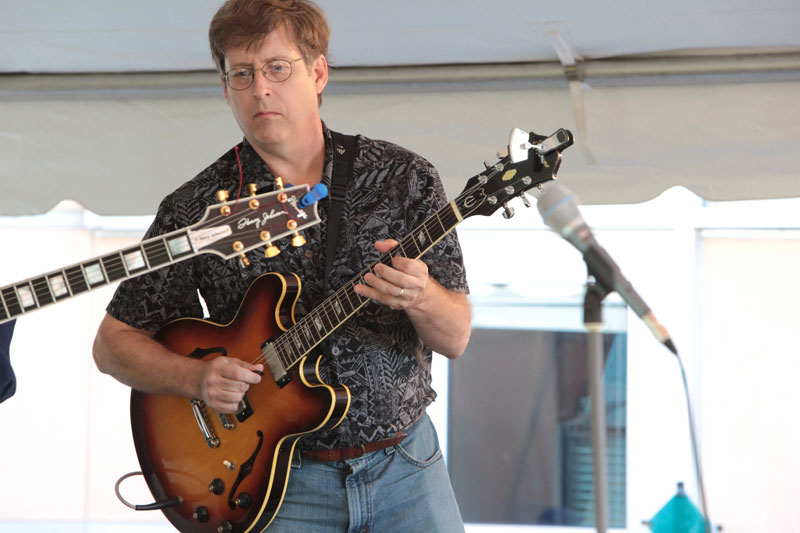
top-left (0, 185), bottom-right (323, 326)
top-left (127, 128), bottom-right (574, 533)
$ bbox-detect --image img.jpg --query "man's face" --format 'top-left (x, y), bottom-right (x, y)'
top-left (221, 25), bottom-right (327, 155)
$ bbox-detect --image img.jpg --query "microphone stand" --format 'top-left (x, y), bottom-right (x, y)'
top-left (583, 270), bottom-right (611, 533)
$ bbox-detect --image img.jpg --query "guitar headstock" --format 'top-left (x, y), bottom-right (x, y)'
top-left (455, 128), bottom-right (574, 219)
top-left (189, 184), bottom-right (323, 260)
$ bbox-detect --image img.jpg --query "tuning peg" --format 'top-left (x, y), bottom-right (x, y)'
top-left (233, 242), bottom-right (250, 265)
top-left (259, 230), bottom-right (281, 257)
top-left (520, 192), bottom-right (532, 208)
top-left (216, 190), bottom-right (232, 216)
top-left (292, 233), bottom-right (306, 247)
top-left (273, 177), bottom-right (290, 201)
top-left (245, 184), bottom-right (262, 209)
top-left (502, 203), bottom-right (515, 219)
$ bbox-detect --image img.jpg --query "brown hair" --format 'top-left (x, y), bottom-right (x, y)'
top-left (209, 0), bottom-right (329, 73)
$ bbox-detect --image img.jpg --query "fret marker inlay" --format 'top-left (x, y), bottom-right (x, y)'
top-left (85, 264), bottom-right (105, 285)
top-left (18, 286), bottom-right (35, 308)
top-left (49, 275), bottom-right (69, 297)
top-left (124, 250), bottom-right (146, 271)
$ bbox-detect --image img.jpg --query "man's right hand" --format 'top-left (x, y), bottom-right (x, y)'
top-left (199, 357), bottom-right (264, 413)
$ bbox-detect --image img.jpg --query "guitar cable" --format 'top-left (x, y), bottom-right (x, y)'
top-left (114, 471), bottom-right (182, 511)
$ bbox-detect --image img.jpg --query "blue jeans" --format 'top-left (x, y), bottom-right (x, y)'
top-left (268, 412), bottom-right (464, 532)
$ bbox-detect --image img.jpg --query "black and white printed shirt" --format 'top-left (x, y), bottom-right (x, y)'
top-left (107, 123), bottom-right (469, 449)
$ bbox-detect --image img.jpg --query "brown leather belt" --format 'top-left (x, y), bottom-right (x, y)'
top-left (301, 431), bottom-right (408, 462)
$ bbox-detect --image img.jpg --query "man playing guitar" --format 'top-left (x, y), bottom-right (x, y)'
top-left (93, 1), bottom-right (471, 530)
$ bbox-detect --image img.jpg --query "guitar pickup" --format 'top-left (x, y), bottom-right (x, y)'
top-left (261, 340), bottom-right (291, 388)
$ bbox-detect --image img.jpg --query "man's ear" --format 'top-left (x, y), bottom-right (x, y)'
top-left (312, 54), bottom-right (329, 95)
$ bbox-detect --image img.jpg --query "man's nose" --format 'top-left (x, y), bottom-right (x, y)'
top-left (251, 69), bottom-right (273, 97)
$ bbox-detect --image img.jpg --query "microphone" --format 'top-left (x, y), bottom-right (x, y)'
top-left (537, 183), bottom-right (677, 354)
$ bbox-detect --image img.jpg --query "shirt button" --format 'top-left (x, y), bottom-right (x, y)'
top-left (331, 347), bottom-right (341, 356)
top-left (304, 249), bottom-right (314, 258)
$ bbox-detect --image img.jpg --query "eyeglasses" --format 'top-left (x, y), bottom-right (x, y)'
top-left (222, 58), bottom-right (304, 90)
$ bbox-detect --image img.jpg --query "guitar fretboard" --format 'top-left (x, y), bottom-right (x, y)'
top-left (0, 230), bottom-right (194, 324)
top-left (0, 184), bottom-right (321, 326)
top-left (268, 196), bottom-right (466, 373)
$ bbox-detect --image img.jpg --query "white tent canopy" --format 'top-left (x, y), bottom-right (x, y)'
top-left (1, 0), bottom-right (799, 215)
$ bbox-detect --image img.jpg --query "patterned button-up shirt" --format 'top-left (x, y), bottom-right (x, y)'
top-left (107, 123), bottom-right (469, 449)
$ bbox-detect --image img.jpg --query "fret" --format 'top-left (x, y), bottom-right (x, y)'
top-left (16, 282), bottom-right (37, 310)
top-left (48, 272), bottom-right (70, 300)
top-left (315, 303), bottom-right (334, 333)
top-left (429, 216), bottom-right (443, 242)
top-left (65, 266), bottom-right (89, 295)
top-left (413, 225), bottom-right (434, 255)
top-left (32, 276), bottom-right (54, 306)
top-left (102, 252), bottom-right (128, 282)
top-left (2, 287), bottom-right (22, 317)
top-left (300, 321), bottom-right (315, 346)
top-left (395, 239), bottom-right (412, 260)
top-left (333, 295), bottom-right (350, 322)
top-left (338, 286), bottom-right (356, 316)
top-left (0, 295), bottom-right (8, 321)
top-left (143, 240), bottom-right (171, 269)
top-left (404, 233), bottom-right (423, 257)
top-left (351, 281), bottom-right (367, 307)
top-left (84, 261), bottom-right (107, 287)
top-left (166, 232), bottom-right (193, 259)
top-left (311, 313), bottom-right (325, 336)
top-left (289, 330), bottom-right (306, 356)
top-left (122, 247), bottom-right (147, 273)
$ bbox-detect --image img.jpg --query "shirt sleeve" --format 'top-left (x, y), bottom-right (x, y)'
top-left (105, 194), bottom-right (204, 332)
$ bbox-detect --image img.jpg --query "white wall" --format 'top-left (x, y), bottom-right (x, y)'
top-left (699, 232), bottom-right (800, 532)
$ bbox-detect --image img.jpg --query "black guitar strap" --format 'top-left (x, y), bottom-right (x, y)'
top-left (325, 131), bottom-right (356, 294)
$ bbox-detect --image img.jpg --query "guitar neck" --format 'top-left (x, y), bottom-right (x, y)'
top-left (0, 184), bottom-right (323, 326)
top-left (267, 198), bottom-right (464, 376)
top-left (0, 228), bottom-right (199, 324)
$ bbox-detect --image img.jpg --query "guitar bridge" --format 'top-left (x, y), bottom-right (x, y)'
top-left (190, 398), bottom-right (220, 448)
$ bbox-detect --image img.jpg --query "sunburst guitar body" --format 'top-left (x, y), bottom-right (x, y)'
top-left (130, 272), bottom-right (350, 533)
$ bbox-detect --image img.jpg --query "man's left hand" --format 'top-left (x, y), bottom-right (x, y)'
top-left (355, 239), bottom-right (428, 310)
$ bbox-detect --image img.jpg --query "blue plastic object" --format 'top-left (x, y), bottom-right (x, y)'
top-left (648, 483), bottom-right (709, 533)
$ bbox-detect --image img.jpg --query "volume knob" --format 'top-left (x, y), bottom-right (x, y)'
top-left (208, 478), bottom-right (225, 495)
top-left (235, 492), bottom-right (252, 509)
top-left (192, 506), bottom-right (209, 522)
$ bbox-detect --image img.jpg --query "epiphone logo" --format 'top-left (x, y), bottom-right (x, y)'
top-left (460, 191), bottom-right (486, 210)
top-left (237, 209), bottom-right (286, 230)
